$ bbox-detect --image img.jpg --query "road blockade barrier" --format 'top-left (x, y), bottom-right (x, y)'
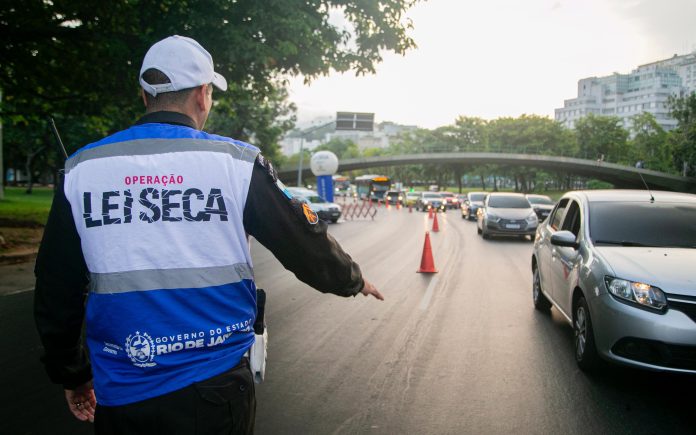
top-left (337, 198), bottom-right (378, 221)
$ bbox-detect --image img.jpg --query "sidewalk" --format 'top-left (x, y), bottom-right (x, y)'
top-left (0, 261), bottom-right (36, 296)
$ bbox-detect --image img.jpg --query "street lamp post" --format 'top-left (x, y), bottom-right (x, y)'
top-left (296, 136), bottom-right (305, 187)
top-left (296, 120), bottom-right (335, 187)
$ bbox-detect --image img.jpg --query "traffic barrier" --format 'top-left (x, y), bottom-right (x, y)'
top-left (417, 231), bottom-right (438, 273)
top-left (340, 201), bottom-right (378, 220)
top-left (432, 212), bottom-right (440, 232)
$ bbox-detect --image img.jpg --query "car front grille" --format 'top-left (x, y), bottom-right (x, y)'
top-left (498, 219), bottom-right (528, 230)
top-left (612, 337), bottom-right (696, 371)
top-left (667, 295), bottom-right (696, 324)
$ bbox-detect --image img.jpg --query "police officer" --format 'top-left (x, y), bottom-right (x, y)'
top-left (34, 35), bottom-right (383, 435)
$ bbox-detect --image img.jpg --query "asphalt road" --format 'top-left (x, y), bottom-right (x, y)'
top-left (1, 205), bottom-right (695, 434)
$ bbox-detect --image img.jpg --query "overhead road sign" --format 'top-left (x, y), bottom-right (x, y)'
top-left (336, 112), bottom-right (374, 131)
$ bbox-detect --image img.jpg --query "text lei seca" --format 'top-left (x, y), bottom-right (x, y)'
top-left (81, 175), bottom-right (229, 226)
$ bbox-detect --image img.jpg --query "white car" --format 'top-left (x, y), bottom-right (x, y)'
top-left (286, 188), bottom-right (342, 223)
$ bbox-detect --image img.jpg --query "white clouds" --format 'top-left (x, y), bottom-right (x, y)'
top-left (288, 0), bottom-right (695, 128)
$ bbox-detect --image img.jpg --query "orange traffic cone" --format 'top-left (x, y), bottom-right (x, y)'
top-left (432, 212), bottom-right (440, 232)
top-left (428, 207), bottom-right (433, 219)
top-left (417, 232), bottom-right (438, 273)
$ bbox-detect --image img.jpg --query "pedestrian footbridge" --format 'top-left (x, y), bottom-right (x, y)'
top-left (277, 152), bottom-right (696, 193)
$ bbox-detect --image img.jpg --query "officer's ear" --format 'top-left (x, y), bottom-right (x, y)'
top-left (193, 84), bottom-right (209, 112)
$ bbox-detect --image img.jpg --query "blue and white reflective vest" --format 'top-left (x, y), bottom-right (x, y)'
top-left (63, 122), bottom-right (260, 406)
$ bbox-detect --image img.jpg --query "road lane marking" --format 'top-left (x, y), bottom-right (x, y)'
top-left (419, 276), bottom-right (439, 311)
top-left (4, 287), bottom-right (34, 296)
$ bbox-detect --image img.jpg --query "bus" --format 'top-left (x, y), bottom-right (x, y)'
top-left (354, 175), bottom-right (391, 200)
top-left (332, 175), bottom-right (352, 196)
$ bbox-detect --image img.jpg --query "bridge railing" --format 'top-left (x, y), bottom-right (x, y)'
top-left (398, 144), bottom-right (618, 164)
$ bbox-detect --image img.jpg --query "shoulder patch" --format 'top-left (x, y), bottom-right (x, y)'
top-left (302, 203), bottom-right (319, 225)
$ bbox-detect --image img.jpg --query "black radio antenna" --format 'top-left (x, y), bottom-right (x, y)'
top-left (48, 117), bottom-right (69, 160)
top-left (637, 171), bottom-right (655, 202)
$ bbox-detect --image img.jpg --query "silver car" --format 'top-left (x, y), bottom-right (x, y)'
top-left (532, 190), bottom-right (696, 373)
top-left (477, 192), bottom-right (538, 240)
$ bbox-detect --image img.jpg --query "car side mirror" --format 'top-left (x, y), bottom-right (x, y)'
top-left (550, 231), bottom-right (579, 249)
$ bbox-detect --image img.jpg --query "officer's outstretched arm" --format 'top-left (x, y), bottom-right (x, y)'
top-left (243, 155), bottom-right (382, 300)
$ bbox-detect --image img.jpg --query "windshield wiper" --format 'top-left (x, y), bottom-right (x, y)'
top-left (593, 240), bottom-right (653, 247)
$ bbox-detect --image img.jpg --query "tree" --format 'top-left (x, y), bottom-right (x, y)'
top-left (487, 115), bottom-right (574, 192)
top-left (574, 114), bottom-right (629, 163)
top-left (628, 112), bottom-right (670, 172)
top-left (1, 0), bottom-right (421, 182)
top-left (451, 116), bottom-right (488, 151)
top-left (667, 92), bottom-right (696, 176)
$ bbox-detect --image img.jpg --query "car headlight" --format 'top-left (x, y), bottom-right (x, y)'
top-left (605, 277), bottom-right (667, 311)
top-left (487, 212), bottom-right (500, 222)
top-left (423, 200), bottom-right (429, 205)
top-left (526, 212), bottom-right (538, 224)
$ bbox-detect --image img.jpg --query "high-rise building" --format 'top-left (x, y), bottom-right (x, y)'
top-left (555, 51), bottom-right (696, 132)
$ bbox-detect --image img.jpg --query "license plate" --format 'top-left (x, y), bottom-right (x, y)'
top-left (505, 224), bottom-right (521, 229)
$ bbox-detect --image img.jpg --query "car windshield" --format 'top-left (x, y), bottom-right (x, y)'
top-left (423, 193), bottom-right (440, 199)
top-left (488, 196), bottom-right (530, 208)
top-left (469, 193), bottom-right (485, 202)
top-left (527, 196), bottom-right (554, 205)
top-left (407, 193), bottom-right (419, 198)
top-left (590, 202), bottom-right (696, 248)
top-left (304, 195), bottom-right (326, 204)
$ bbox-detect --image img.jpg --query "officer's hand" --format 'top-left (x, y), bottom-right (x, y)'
top-left (65, 381), bottom-right (96, 423)
top-left (360, 279), bottom-right (384, 301)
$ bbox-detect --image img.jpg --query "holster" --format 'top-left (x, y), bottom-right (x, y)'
top-left (250, 289), bottom-right (268, 384)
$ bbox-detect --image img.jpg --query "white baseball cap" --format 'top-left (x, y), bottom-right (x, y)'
top-left (139, 35), bottom-right (228, 96)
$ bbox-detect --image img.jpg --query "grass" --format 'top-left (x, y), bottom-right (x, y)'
top-left (0, 186), bottom-right (55, 225)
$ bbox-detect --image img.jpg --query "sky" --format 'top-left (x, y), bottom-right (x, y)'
top-left (287, 0), bottom-right (696, 129)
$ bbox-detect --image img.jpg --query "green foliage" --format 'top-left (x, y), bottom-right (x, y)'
top-left (1, 0), bottom-right (421, 178)
top-left (586, 179), bottom-right (614, 190)
top-left (488, 114), bottom-right (574, 156)
top-left (0, 187), bottom-right (54, 224)
top-left (574, 114), bottom-right (629, 163)
top-left (629, 112), bottom-right (670, 172)
top-left (667, 92), bottom-right (696, 176)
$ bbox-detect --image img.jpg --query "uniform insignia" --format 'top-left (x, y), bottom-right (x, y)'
top-left (257, 154), bottom-right (278, 182)
top-left (258, 154), bottom-right (293, 199)
top-left (302, 203), bottom-right (319, 225)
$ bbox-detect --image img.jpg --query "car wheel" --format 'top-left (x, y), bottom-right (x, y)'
top-left (477, 226), bottom-right (482, 235)
top-left (532, 266), bottom-right (551, 312)
top-left (482, 228), bottom-right (490, 239)
top-left (574, 296), bottom-right (601, 372)
top-left (330, 218), bottom-right (338, 223)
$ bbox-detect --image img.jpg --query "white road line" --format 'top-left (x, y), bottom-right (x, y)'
top-left (419, 276), bottom-right (439, 311)
top-left (4, 287), bottom-right (34, 296)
